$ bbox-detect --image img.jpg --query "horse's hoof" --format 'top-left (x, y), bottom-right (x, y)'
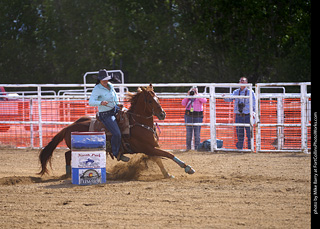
top-left (185, 165), bottom-right (195, 174)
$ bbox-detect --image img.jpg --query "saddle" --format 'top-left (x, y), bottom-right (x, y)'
top-left (89, 105), bottom-right (132, 159)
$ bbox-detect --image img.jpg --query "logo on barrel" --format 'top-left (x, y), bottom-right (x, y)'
top-left (79, 169), bottom-right (101, 185)
top-left (78, 157), bottom-right (101, 168)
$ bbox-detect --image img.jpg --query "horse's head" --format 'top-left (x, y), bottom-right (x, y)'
top-left (139, 84), bottom-right (166, 120)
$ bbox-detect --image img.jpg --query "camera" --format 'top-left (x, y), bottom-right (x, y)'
top-left (189, 91), bottom-right (195, 96)
top-left (238, 102), bottom-right (245, 113)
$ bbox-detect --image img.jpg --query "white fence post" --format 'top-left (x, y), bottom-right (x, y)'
top-left (210, 85), bottom-right (217, 152)
top-left (37, 85), bottom-right (43, 148)
top-left (255, 84), bottom-right (261, 152)
top-left (277, 96), bottom-right (284, 150)
top-left (249, 84), bottom-right (254, 152)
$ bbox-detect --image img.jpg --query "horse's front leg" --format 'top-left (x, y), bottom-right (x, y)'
top-left (172, 156), bottom-right (195, 175)
top-left (144, 147), bottom-right (195, 175)
top-left (150, 157), bottom-right (174, 179)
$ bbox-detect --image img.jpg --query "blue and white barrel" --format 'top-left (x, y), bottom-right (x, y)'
top-left (71, 132), bottom-right (107, 185)
top-left (71, 132), bottom-right (106, 150)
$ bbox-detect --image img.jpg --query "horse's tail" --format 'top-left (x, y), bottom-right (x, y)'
top-left (38, 127), bottom-right (67, 176)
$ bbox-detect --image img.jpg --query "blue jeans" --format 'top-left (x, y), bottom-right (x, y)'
top-left (99, 109), bottom-right (121, 157)
top-left (235, 114), bottom-right (251, 149)
top-left (185, 115), bottom-right (203, 150)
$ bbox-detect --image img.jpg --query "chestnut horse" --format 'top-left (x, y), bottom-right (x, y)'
top-left (38, 84), bottom-right (195, 178)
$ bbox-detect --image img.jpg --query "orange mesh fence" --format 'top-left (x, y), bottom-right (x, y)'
top-left (257, 98), bottom-right (311, 151)
top-left (0, 97), bottom-right (311, 151)
top-left (259, 99), bottom-right (278, 150)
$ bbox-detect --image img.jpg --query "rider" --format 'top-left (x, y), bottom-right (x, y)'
top-left (88, 69), bottom-right (130, 162)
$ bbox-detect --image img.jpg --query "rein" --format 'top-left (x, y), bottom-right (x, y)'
top-left (125, 89), bottom-right (161, 140)
top-left (129, 113), bottom-right (159, 141)
top-left (128, 91), bottom-right (159, 140)
top-left (126, 111), bottom-right (153, 119)
top-left (125, 90), bottom-right (156, 119)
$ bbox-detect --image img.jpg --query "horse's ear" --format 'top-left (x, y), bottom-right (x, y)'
top-left (137, 87), bottom-right (142, 92)
top-left (147, 83), bottom-right (153, 91)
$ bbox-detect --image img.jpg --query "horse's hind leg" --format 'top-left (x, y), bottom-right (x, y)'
top-left (65, 150), bottom-right (71, 178)
top-left (151, 157), bottom-right (174, 179)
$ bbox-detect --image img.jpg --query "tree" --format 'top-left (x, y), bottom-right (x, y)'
top-left (0, 0), bottom-right (311, 84)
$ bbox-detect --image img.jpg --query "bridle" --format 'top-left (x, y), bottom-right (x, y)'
top-left (127, 90), bottom-right (162, 139)
top-left (129, 114), bottom-right (159, 140)
top-left (127, 90), bottom-right (161, 119)
top-left (126, 111), bottom-right (153, 119)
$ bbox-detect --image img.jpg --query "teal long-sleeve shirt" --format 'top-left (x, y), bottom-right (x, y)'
top-left (88, 83), bottom-right (119, 112)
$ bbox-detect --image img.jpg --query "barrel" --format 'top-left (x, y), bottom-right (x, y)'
top-left (71, 132), bottom-right (107, 185)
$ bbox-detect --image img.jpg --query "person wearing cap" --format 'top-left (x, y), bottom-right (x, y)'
top-left (222, 77), bottom-right (256, 150)
top-left (181, 86), bottom-right (207, 151)
top-left (89, 69), bottom-right (129, 162)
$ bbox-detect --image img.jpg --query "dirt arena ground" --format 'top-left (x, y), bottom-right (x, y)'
top-left (0, 148), bottom-right (311, 228)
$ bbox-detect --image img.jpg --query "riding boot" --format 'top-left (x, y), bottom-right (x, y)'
top-left (116, 153), bottom-right (130, 162)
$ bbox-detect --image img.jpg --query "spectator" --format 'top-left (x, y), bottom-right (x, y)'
top-left (222, 77), bottom-right (255, 150)
top-left (182, 86), bottom-right (207, 151)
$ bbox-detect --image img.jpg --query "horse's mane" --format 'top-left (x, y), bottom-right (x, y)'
top-left (126, 85), bottom-right (154, 112)
top-left (126, 90), bottom-right (142, 112)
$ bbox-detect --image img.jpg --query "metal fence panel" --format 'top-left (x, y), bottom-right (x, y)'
top-left (0, 82), bottom-right (311, 153)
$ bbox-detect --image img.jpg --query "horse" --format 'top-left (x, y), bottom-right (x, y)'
top-left (38, 84), bottom-right (195, 179)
